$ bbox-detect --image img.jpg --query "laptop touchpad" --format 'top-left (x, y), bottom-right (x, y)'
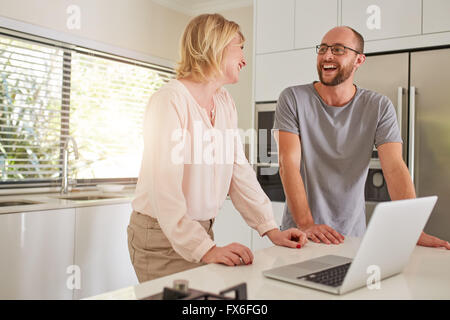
top-left (295, 260), bottom-right (333, 271)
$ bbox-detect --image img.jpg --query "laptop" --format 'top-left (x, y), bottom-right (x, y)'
top-left (263, 196), bottom-right (438, 295)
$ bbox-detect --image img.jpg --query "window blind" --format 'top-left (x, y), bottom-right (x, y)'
top-left (0, 31), bottom-right (174, 188)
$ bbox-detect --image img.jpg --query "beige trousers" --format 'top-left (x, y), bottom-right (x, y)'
top-left (127, 210), bottom-right (214, 283)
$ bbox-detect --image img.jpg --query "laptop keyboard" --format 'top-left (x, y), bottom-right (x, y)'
top-left (298, 263), bottom-right (352, 287)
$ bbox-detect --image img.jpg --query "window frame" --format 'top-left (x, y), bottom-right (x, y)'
top-left (0, 27), bottom-right (175, 191)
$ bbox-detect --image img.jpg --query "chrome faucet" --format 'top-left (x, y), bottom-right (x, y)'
top-left (61, 136), bottom-right (79, 194)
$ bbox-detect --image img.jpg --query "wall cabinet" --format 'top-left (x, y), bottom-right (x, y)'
top-left (294, 0), bottom-right (339, 49)
top-left (341, 0), bottom-right (422, 41)
top-left (423, 0), bottom-right (450, 34)
top-left (0, 209), bottom-right (76, 299)
top-left (256, 0), bottom-right (295, 54)
top-left (255, 48), bottom-right (318, 101)
top-left (254, 0), bottom-right (450, 103)
top-left (73, 203), bottom-right (138, 299)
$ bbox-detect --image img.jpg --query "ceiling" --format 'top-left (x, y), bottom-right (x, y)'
top-left (152, 0), bottom-right (252, 16)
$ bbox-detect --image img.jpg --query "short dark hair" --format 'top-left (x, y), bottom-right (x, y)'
top-left (344, 26), bottom-right (364, 54)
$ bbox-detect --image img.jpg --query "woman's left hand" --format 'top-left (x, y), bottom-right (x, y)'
top-left (265, 228), bottom-right (308, 249)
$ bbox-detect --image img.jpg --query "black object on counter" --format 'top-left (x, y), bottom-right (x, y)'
top-left (142, 282), bottom-right (247, 300)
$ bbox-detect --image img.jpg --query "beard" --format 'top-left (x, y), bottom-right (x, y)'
top-left (317, 60), bottom-right (355, 86)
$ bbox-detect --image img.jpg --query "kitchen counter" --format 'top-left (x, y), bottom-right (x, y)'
top-left (87, 237), bottom-right (450, 300)
top-left (0, 188), bottom-right (135, 215)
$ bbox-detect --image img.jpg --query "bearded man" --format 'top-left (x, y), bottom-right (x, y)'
top-left (273, 26), bottom-right (450, 249)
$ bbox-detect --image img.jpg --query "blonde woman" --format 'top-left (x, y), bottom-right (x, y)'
top-left (128, 13), bottom-right (307, 283)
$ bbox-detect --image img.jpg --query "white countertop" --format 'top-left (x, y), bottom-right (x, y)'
top-left (87, 237), bottom-right (450, 300)
top-left (0, 188), bottom-right (135, 214)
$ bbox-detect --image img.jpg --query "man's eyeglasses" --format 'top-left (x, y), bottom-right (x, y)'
top-left (316, 44), bottom-right (361, 56)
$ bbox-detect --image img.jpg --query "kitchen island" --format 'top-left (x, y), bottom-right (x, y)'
top-left (87, 237), bottom-right (450, 300)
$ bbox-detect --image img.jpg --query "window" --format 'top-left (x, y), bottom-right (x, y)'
top-left (0, 31), bottom-right (174, 188)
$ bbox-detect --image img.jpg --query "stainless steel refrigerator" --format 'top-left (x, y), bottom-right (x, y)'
top-left (355, 47), bottom-right (450, 241)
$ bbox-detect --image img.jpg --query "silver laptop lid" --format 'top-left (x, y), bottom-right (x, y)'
top-left (340, 196), bottom-right (437, 294)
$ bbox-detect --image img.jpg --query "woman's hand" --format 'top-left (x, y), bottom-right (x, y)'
top-left (265, 228), bottom-right (308, 248)
top-left (201, 243), bottom-right (254, 266)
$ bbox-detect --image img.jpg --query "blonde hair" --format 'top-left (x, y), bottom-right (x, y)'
top-left (176, 13), bottom-right (244, 82)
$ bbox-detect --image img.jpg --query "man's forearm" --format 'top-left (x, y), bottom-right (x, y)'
top-left (384, 162), bottom-right (416, 200)
top-left (279, 162), bottom-right (314, 228)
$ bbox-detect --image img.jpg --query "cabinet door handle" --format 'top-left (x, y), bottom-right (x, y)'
top-left (397, 87), bottom-right (403, 131)
top-left (408, 86), bottom-right (416, 183)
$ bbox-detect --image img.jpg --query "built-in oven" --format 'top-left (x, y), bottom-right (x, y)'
top-left (365, 149), bottom-right (391, 223)
top-left (365, 151), bottom-right (390, 202)
top-left (255, 102), bottom-right (285, 202)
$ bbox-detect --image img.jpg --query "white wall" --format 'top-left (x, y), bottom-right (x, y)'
top-left (0, 0), bottom-right (190, 65)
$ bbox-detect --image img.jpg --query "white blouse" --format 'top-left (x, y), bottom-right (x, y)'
top-left (132, 79), bottom-right (278, 262)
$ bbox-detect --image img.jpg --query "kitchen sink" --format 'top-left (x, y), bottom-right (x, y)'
top-left (0, 200), bottom-right (42, 207)
top-left (58, 195), bottom-right (126, 201)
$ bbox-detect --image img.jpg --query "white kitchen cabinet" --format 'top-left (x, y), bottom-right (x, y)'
top-left (213, 199), bottom-right (252, 249)
top-left (0, 209), bottom-right (76, 299)
top-left (423, 0), bottom-right (450, 34)
top-left (255, 0), bottom-right (295, 54)
top-left (341, 0), bottom-right (421, 41)
top-left (294, 0), bottom-right (339, 49)
top-left (213, 199), bottom-right (286, 252)
top-left (251, 201), bottom-right (285, 252)
top-left (73, 203), bottom-right (138, 299)
top-left (255, 48), bottom-right (318, 101)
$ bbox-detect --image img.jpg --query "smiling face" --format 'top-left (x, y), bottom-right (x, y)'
top-left (317, 27), bottom-right (364, 86)
top-left (221, 34), bottom-right (247, 85)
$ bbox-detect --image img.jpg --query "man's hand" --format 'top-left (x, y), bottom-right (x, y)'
top-left (378, 143), bottom-right (450, 251)
top-left (201, 243), bottom-right (254, 266)
top-left (301, 224), bottom-right (345, 244)
top-left (265, 228), bottom-right (308, 248)
top-left (418, 232), bottom-right (450, 250)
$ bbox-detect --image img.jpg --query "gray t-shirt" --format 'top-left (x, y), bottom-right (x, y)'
top-left (273, 82), bottom-right (402, 236)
